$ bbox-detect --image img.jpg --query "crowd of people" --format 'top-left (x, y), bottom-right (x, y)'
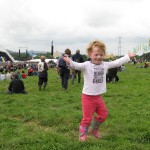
top-left (0, 62), bottom-right (39, 94)
top-left (0, 50), bottom-right (84, 94)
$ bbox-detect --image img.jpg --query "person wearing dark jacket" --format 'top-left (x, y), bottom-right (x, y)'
top-left (38, 56), bottom-right (49, 90)
top-left (7, 73), bottom-right (27, 94)
top-left (72, 49), bottom-right (84, 84)
top-left (57, 49), bottom-right (71, 90)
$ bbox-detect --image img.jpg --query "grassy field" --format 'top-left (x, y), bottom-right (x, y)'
top-left (0, 63), bottom-right (150, 150)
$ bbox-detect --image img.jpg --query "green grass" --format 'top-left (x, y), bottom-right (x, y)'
top-left (0, 64), bottom-right (150, 150)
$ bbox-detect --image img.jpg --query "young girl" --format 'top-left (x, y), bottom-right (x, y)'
top-left (63, 40), bottom-right (136, 142)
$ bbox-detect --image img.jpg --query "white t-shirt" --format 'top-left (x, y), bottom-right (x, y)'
top-left (38, 61), bottom-right (44, 72)
top-left (69, 55), bottom-right (130, 95)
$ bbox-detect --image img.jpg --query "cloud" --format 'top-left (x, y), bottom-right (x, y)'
top-left (0, 0), bottom-right (150, 55)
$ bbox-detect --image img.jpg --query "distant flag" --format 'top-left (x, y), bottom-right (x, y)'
top-left (133, 47), bottom-right (138, 53)
top-left (139, 43), bottom-right (141, 50)
top-left (19, 49), bottom-right (20, 58)
top-left (138, 44), bottom-right (140, 51)
top-left (26, 49), bottom-right (28, 59)
top-left (143, 43), bottom-right (148, 52)
top-left (51, 41), bottom-right (54, 56)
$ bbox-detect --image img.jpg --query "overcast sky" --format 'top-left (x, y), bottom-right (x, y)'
top-left (0, 0), bottom-right (150, 55)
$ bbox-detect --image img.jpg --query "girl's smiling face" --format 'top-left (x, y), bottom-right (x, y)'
top-left (89, 46), bottom-right (105, 65)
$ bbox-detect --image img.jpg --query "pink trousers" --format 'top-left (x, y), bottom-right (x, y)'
top-left (80, 93), bottom-right (108, 127)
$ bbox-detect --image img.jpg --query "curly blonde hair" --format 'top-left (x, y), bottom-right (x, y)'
top-left (87, 40), bottom-right (106, 55)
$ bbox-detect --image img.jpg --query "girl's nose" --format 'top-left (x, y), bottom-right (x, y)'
top-left (98, 55), bottom-right (101, 58)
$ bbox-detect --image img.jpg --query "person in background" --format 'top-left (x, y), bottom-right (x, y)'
top-left (17, 71), bottom-right (22, 80)
top-left (37, 56), bottom-right (49, 90)
top-left (28, 66), bottom-right (33, 76)
top-left (106, 67), bottom-right (119, 82)
top-left (144, 62), bottom-right (150, 68)
top-left (5, 70), bottom-right (12, 80)
top-left (71, 49), bottom-right (84, 84)
top-left (63, 40), bottom-right (136, 142)
top-left (0, 65), bottom-right (4, 73)
top-left (0, 72), bottom-right (6, 80)
top-left (57, 49), bottom-right (71, 90)
top-left (32, 69), bottom-right (38, 76)
top-left (6, 73), bottom-right (27, 94)
top-left (22, 70), bottom-right (28, 79)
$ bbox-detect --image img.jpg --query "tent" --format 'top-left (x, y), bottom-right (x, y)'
top-left (0, 45), bottom-right (15, 62)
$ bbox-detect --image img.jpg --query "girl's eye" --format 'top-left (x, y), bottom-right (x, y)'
top-left (94, 53), bottom-right (104, 57)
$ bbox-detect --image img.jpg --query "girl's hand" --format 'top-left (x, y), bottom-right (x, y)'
top-left (128, 52), bottom-right (136, 58)
top-left (63, 54), bottom-right (70, 65)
